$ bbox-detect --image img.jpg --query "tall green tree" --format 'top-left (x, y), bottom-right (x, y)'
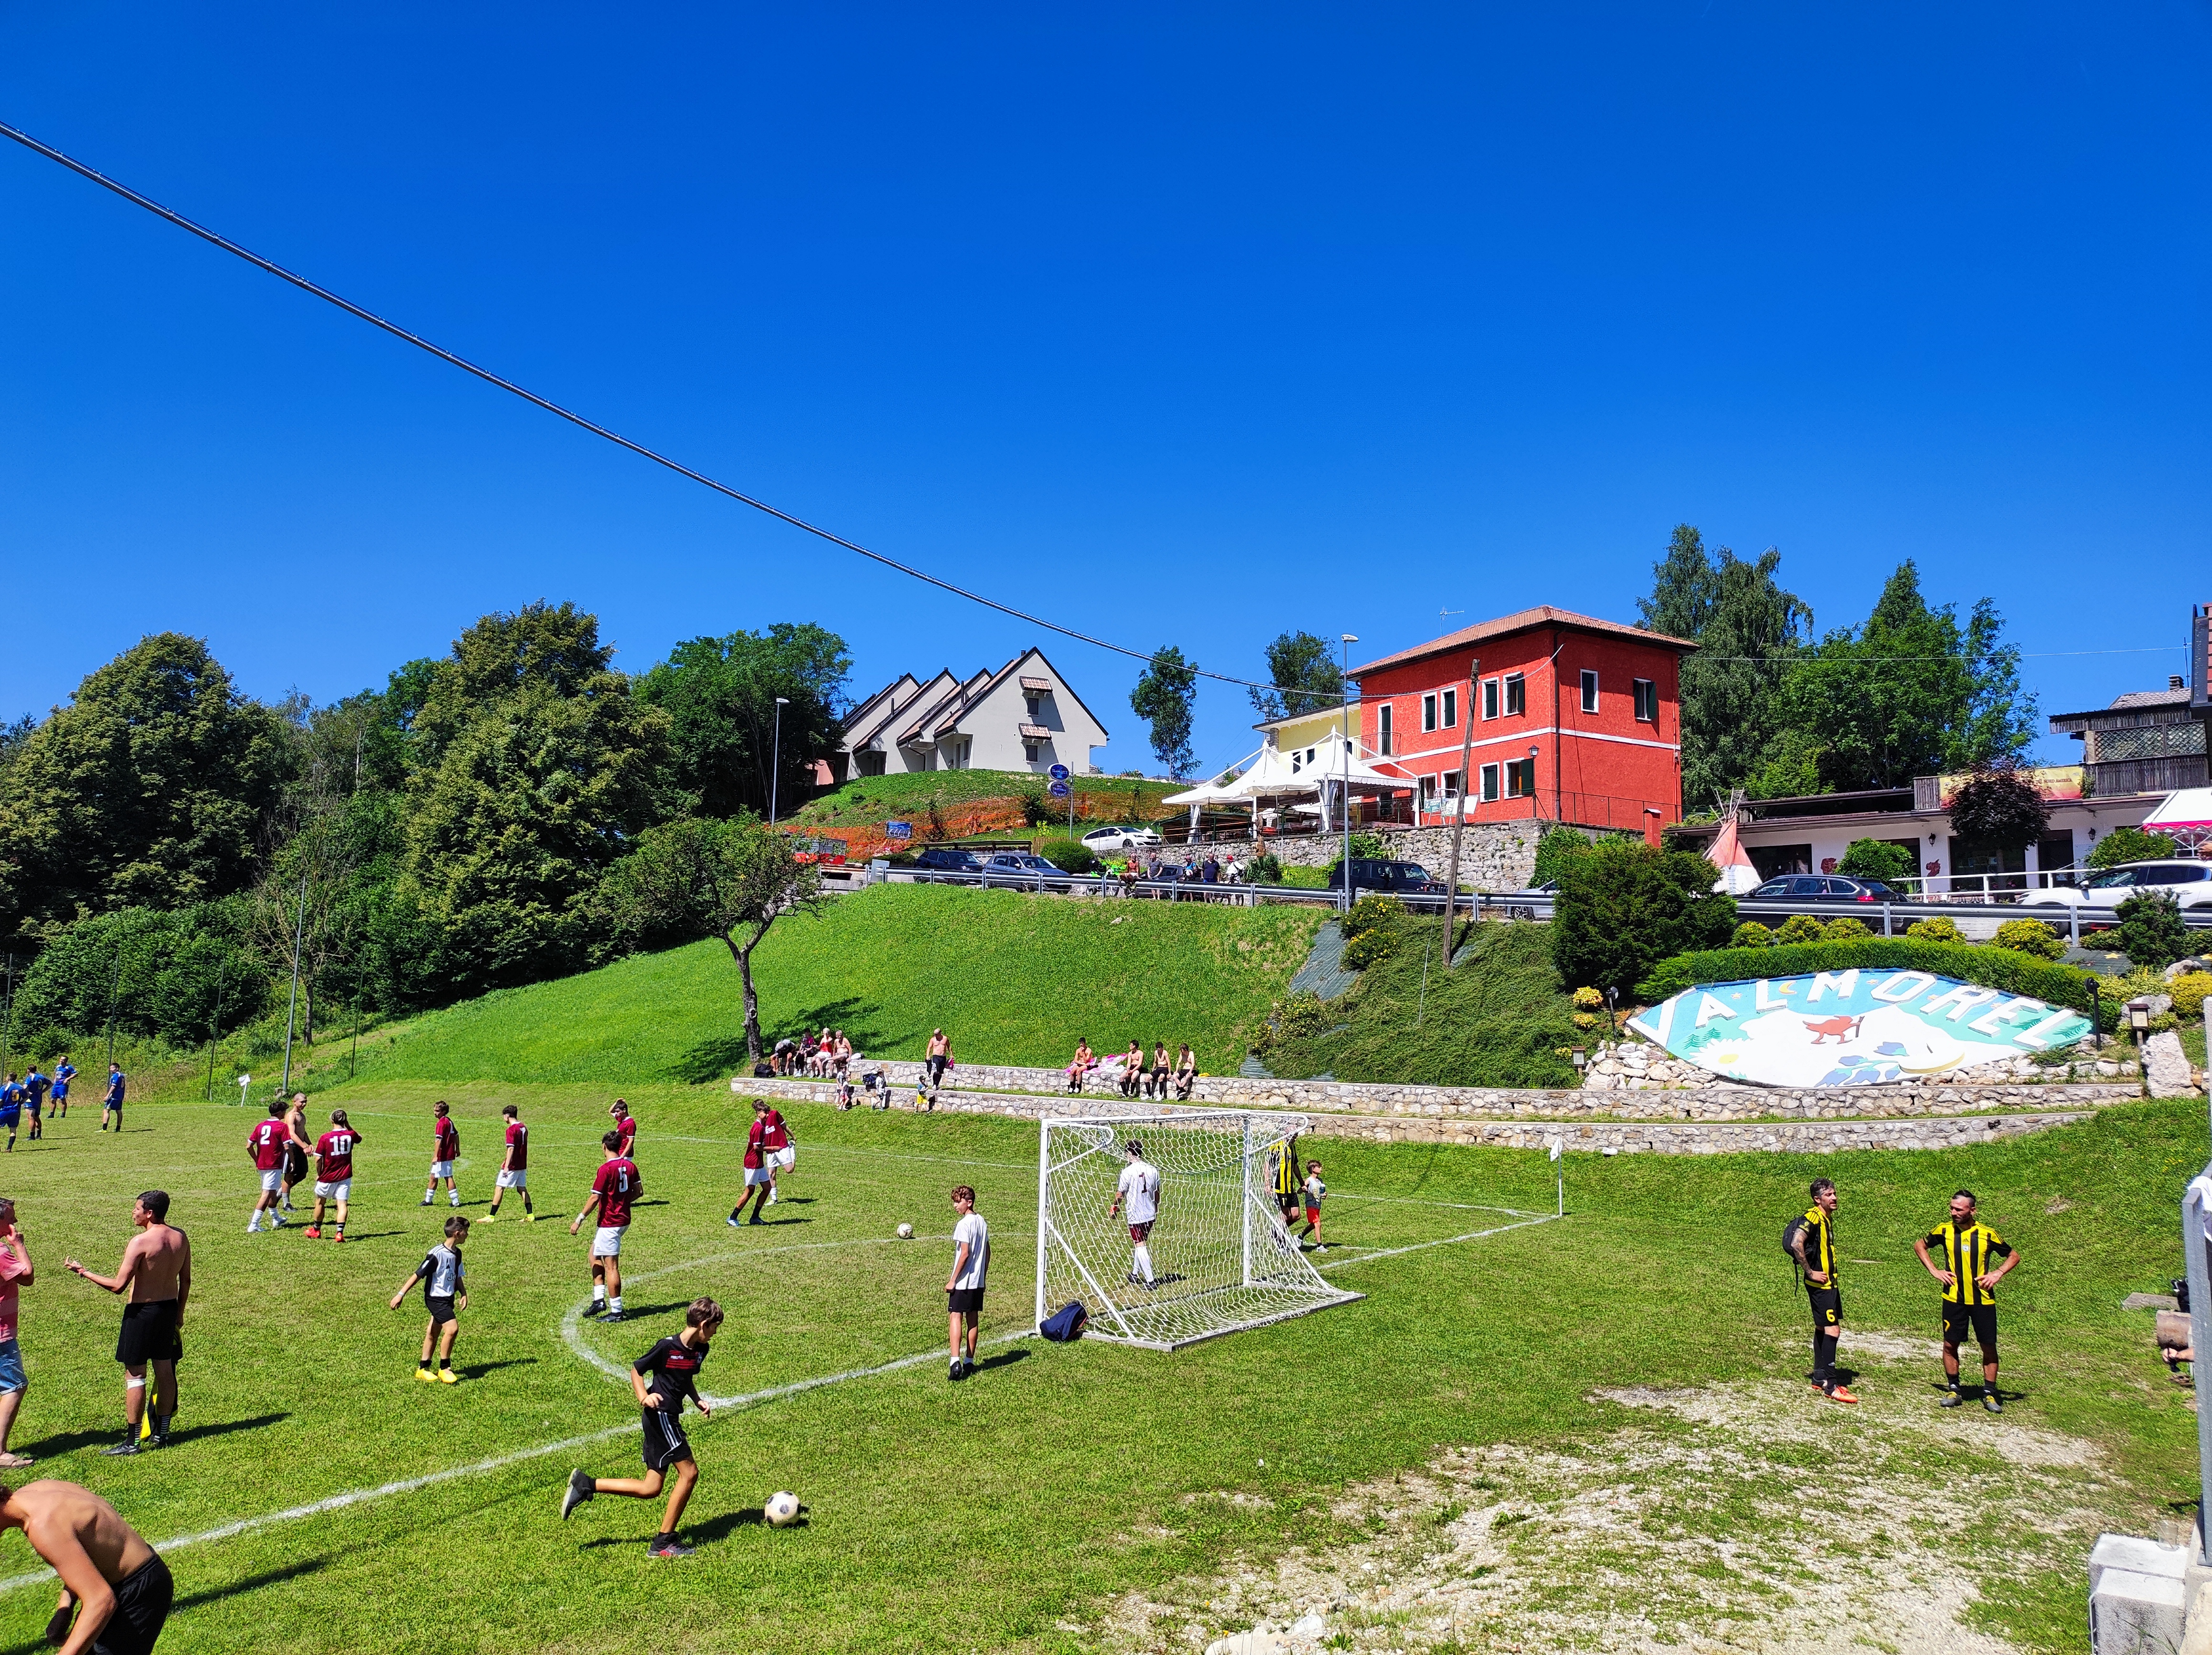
top-left (1130, 646), bottom-right (1199, 777)
top-left (1552, 839), bottom-right (1737, 998)
top-left (1247, 632), bottom-right (1345, 723)
top-left (1638, 526), bottom-right (1814, 812)
top-left (1778, 562), bottom-right (2037, 791)
top-left (637, 623), bottom-right (850, 819)
top-left (0, 634), bottom-right (294, 946)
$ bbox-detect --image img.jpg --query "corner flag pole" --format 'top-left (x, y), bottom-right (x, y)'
top-left (1551, 1138), bottom-right (1564, 1216)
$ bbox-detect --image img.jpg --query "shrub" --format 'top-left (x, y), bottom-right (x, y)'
top-left (1531, 826), bottom-right (1594, 889)
top-left (2089, 826), bottom-right (2178, 870)
top-left (2116, 889), bottom-right (2191, 970)
top-left (1773, 913), bottom-right (1825, 945)
top-left (1037, 838), bottom-right (1097, 874)
top-left (1992, 918), bottom-right (2066, 961)
top-left (1571, 985), bottom-right (1606, 1010)
top-left (1906, 916), bottom-right (1964, 943)
top-left (1822, 917), bottom-right (1872, 940)
top-left (1637, 938), bottom-right (2112, 1030)
top-left (1275, 991), bottom-right (1331, 1038)
top-left (1018, 784), bottom-right (1053, 828)
top-left (1342, 926), bottom-right (1400, 970)
top-left (1731, 921), bottom-right (1776, 949)
top-left (1346, 831), bottom-right (1391, 862)
top-left (1837, 838), bottom-right (1914, 884)
top-left (1551, 840), bottom-right (1736, 998)
top-left (1947, 765), bottom-right (2051, 853)
top-left (1341, 893), bottom-right (1405, 941)
top-left (1247, 851), bottom-right (1283, 885)
top-left (2171, 972), bottom-right (2212, 1021)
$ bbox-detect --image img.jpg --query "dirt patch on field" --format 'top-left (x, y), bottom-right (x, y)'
top-left (1090, 1353), bottom-right (2119, 1654)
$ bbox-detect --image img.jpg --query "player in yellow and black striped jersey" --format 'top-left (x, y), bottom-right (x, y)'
top-left (1914, 1189), bottom-right (2018, 1413)
top-left (1788, 1177), bottom-right (1857, 1403)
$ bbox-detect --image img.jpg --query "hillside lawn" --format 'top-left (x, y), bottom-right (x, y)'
top-left (0, 1073), bottom-right (2196, 1652)
top-left (317, 884), bottom-right (1325, 1091)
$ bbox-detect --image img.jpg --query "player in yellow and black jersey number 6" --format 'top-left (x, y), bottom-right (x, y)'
top-left (1787, 1178), bottom-right (1857, 1405)
top-left (1914, 1189), bottom-right (2017, 1414)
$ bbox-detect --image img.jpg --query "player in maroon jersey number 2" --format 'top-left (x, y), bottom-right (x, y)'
top-left (246, 1102), bottom-right (295, 1234)
top-left (561, 1297), bottom-right (722, 1559)
top-left (572, 1131), bottom-right (640, 1322)
top-left (304, 1111), bottom-right (361, 1241)
top-left (482, 1104), bottom-right (533, 1223)
top-left (422, 1102), bottom-right (462, 1209)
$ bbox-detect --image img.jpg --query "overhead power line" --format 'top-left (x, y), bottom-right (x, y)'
top-left (0, 119), bottom-right (1351, 705)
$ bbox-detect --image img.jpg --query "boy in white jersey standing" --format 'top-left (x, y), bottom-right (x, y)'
top-left (390, 1215), bottom-right (468, 1383)
top-left (1109, 1141), bottom-right (1162, 1289)
top-left (945, 1186), bottom-right (987, 1381)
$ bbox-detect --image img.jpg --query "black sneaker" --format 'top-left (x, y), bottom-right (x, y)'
top-left (962, 1359), bottom-right (977, 1379)
top-left (561, 1469), bottom-right (594, 1520)
top-left (101, 1438), bottom-right (139, 1457)
top-left (948, 1361), bottom-right (962, 1383)
top-left (596, 1309), bottom-right (625, 1324)
top-left (1984, 1392), bottom-right (2003, 1414)
top-left (647, 1537), bottom-right (695, 1559)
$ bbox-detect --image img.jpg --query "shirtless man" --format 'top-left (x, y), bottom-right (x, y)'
top-left (62, 1193), bottom-right (190, 1455)
top-left (0, 1479), bottom-right (171, 1655)
top-left (278, 1094), bottom-right (313, 1214)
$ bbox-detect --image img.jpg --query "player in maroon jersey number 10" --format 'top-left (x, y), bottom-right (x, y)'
top-left (304, 1110), bottom-right (361, 1241)
top-left (572, 1131), bottom-right (640, 1323)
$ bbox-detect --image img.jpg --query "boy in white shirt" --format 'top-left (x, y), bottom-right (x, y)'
top-left (1109, 1141), bottom-right (1162, 1288)
top-left (945, 1186), bottom-right (987, 1382)
top-left (1300, 1161), bottom-right (1328, 1251)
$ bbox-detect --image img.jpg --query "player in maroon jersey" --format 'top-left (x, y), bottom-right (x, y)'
top-left (609, 1099), bottom-right (637, 1160)
top-left (421, 1102), bottom-right (461, 1209)
top-left (483, 1104), bottom-right (533, 1223)
top-left (760, 1103), bottom-right (794, 1206)
top-left (561, 1297), bottom-right (722, 1558)
top-left (304, 1110), bottom-right (361, 1241)
top-left (727, 1102), bottom-right (773, 1227)
top-left (246, 1102), bottom-right (294, 1234)
top-left (571, 1131), bottom-right (640, 1322)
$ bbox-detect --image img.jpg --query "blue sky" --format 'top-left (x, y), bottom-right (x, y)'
top-left (3, 5), bottom-right (2208, 777)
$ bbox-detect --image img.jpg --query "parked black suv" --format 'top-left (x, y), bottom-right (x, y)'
top-left (1326, 858), bottom-right (1445, 895)
top-left (912, 847), bottom-right (984, 880)
top-left (1747, 874), bottom-right (1903, 903)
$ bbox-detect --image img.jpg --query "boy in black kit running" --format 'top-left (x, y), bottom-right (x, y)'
top-left (561, 1297), bottom-right (723, 1558)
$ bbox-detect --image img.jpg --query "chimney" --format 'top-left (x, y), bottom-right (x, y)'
top-left (2173, 674), bottom-right (2187, 691)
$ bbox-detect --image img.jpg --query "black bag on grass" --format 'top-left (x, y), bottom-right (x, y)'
top-left (1040, 1301), bottom-right (1088, 1341)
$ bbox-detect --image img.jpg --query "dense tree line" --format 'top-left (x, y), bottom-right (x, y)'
top-left (0, 605), bottom-right (850, 1050)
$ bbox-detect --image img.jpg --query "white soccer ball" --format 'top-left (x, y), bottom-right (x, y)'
top-left (765, 1490), bottom-right (801, 1527)
top-left (896, 1223), bottom-right (913, 1239)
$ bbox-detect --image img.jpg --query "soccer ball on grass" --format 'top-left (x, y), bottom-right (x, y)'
top-left (765, 1490), bottom-right (801, 1528)
top-left (896, 1223), bottom-right (913, 1239)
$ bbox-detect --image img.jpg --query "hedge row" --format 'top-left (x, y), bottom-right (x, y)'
top-left (1636, 939), bottom-right (2117, 1031)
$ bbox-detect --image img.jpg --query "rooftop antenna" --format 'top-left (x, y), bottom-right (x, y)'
top-left (1440, 607), bottom-right (1464, 619)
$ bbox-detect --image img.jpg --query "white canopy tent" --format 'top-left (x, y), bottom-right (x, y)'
top-left (2142, 787), bottom-right (2212, 853)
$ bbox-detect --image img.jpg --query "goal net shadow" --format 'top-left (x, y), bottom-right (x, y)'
top-left (1035, 1110), bottom-right (1363, 1352)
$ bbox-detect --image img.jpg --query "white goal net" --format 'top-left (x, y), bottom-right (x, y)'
top-left (1035, 1110), bottom-right (1363, 1351)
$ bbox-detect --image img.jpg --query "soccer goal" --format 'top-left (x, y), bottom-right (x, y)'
top-left (1035, 1110), bottom-right (1363, 1351)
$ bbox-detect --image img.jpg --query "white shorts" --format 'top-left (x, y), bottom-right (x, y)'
top-left (497, 1168), bottom-right (527, 1189)
top-left (259, 1168), bottom-right (283, 1194)
top-left (744, 1165), bottom-right (774, 1186)
top-left (430, 1160), bottom-right (454, 1180)
top-left (592, 1225), bottom-right (626, 1257)
top-left (770, 1146), bottom-right (796, 1170)
top-left (314, 1179), bottom-right (350, 1202)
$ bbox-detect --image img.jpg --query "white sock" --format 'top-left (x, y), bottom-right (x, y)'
top-left (592, 1287), bottom-right (605, 1304)
top-left (449, 1194), bottom-right (460, 1207)
top-left (610, 1297), bottom-right (623, 1313)
top-left (247, 1217), bottom-right (260, 1232)
top-left (1133, 1244), bottom-right (1154, 1283)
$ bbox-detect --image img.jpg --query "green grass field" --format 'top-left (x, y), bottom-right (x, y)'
top-left (0, 1074), bottom-right (2197, 1652)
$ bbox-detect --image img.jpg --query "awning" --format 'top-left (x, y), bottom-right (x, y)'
top-left (1019, 676), bottom-right (1054, 693)
top-left (1018, 723), bottom-right (1052, 740)
top-left (2142, 787), bottom-right (2212, 850)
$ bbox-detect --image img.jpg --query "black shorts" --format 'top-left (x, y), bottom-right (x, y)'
top-left (285, 1144), bottom-right (308, 1181)
top-left (946, 1287), bottom-right (984, 1314)
top-left (89, 1553), bottom-right (172, 1655)
top-left (1275, 1192), bottom-right (1299, 1216)
top-left (1806, 1286), bottom-right (1843, 1329)
top-left (1941, 1301), bottom-right (1998, 1352)
top-left (642, 1409), bottom-right (693, 1472)
top-left (115, 1301), bottom-right (182, 1368)
top-left (425, 1294), bottom-right (458, 1327)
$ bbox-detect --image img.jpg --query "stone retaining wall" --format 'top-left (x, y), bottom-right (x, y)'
top-left (1260, 822), bottom-right (1557, 890)
top-left (830, 1058), bottom-right (2136, 1123)
top-left (735, 1076), bottom-right (2090, 1155)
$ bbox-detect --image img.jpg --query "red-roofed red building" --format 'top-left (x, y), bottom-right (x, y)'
top-left (1348, 606), bottom-right (1697, 837)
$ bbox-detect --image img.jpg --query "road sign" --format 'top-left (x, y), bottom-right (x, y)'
top-left (884, 821), bottom-right (912, 840)
top-left (1048, 764), bottom-right (1069, 781)
top-left (1047, 780), bottom-right (1071, 798)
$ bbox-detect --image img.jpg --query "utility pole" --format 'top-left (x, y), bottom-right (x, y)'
top-left (1441, 659), bottom-right (1479, 967)
top-left (279, 869), bottom-right (308, 1096)
top-left (768, 696), bottom-right (790, 825)
top-left (203, 955), bottom-right (227, 1100)
top-left (1340, 634), bottom-right (1358, 914)
top-left (0, 953), bottom-right (12, 1078)
top-left (103, 951), bottom-right (122, 1072)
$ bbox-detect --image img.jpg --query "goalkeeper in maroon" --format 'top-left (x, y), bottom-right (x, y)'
top-left (560, 1297), bottom-right (723, 1558)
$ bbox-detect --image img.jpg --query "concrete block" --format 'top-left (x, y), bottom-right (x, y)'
top-left (2092, 1567), bottom-right (2187, 1653)
top-left (2147, 1031), bottom-right (2198, 1098)
top-left (2092, 1533), bottom-right (2190, 1595)
top-left (2179, 1580), bottom-right (2212, 1655)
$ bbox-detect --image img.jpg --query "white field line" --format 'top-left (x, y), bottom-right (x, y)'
top-left (0, 1196), bottom-right (1553, 1596)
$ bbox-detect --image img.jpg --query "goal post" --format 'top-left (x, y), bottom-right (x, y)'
top-left (1034, 1109), bottom-right (1362, 1352)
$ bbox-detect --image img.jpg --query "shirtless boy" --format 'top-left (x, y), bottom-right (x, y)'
top-left (0, 1478), bottom-right (171, 1655)
top-left (62, 1192), bottom-right (190, 1455)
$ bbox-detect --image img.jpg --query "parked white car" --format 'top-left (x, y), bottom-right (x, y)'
top-left (2021, 860), bottom-right (2212, 909)
top-left (1081, 825), bottom-right (1162, 851)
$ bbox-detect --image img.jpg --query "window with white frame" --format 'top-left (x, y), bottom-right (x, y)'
top-left (1482, 677), bottom-right (1498, 720)
top-left (1419, 774), bottom-right (1439, 808)
top-left (1442, 687), bottom-right (1458, 728)
top-left (1504, 673), bottom-right (1526, 716)
top-left (1442, 769), bottom-right (1462, 798)
top-left (1505, 757), bottom-right (1536, 797)
top-left (1378, 704), bottom-right (1393, 754)
top-left (1579, 669), bottom-right (1598, 713)
top-left (1633, 678), bottom-right (1657, 723)
top-left (1479, 762), bottom-right (1499, 802)
top-left (1422, 693), bottom-right (1437, 733)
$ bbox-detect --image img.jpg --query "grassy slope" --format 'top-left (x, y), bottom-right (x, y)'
top-left (0, 1083), bottom-right (2196, 1654)
top-left (321, 884), bottom-right (1324, 1089)
top-left (1263, 918), bottom-right (1581, 1088)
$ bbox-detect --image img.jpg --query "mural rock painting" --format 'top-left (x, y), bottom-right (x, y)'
top-left (1627, 971), bottom-right (2094, 1088)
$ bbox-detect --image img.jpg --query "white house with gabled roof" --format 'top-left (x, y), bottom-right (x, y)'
top-left (835, 647), bottom-right (1110, 778)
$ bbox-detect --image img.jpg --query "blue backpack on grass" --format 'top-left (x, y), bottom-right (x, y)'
top-left (1040, 1301), bottom-right (1088, 1342)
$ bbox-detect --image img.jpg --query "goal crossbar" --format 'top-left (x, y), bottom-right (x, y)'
top-left (1034, 1110), bottom-right (1363, 1352)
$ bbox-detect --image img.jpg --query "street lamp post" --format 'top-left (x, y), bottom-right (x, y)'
top-left (1340, 634), bottom-right (1358, 914)
top-left (768, 697), bottom-right (791, 825)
